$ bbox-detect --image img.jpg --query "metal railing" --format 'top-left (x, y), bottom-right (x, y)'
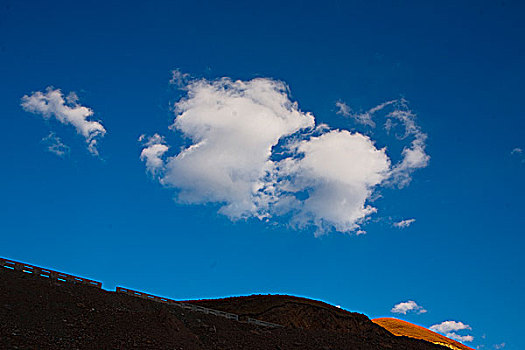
top-left (246, 317), bottom-right (283, 328)
top-left (0, 257), bottom-right (102, 288)
top-left (116, 286), bottom-right (282, 327)
top-left (1, 257), bottom-right (282, 328)
top-left (116, 286), bottom-right (240, 321)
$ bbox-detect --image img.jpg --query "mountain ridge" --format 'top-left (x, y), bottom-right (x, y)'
top-left (1, 261), bottom-right (457, 349)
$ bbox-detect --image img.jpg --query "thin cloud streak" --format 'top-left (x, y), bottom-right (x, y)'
top-left (21, 87), bottom-right (106, 155)
top-left (41, 132), bottom-right (70, 157)
top-left (393, 218), bottom-right (416, 228)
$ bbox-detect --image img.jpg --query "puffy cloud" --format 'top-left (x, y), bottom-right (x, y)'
top-left (21, 87), bottom-right (106, 155)
top-left (393, 218), bottom-right (416, 228)
top-left (41, 132), bottom-right (70, 157)
top-left (391, 300), bottom-right (427, 314)
top-left (276, 130), bottom-right (390, 234)
top-left (430, 321), bottom-right (473, 343)
top-left (141, 75), bottom-right (429, 234)
top-left (430, 320), bottom-right (472, 333)
top-left (161, 77), bottom-right (314, 219)
top-left (139, 134), bottom-right (169, 174)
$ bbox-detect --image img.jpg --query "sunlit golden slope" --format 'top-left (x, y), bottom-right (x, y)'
top-left (373, 318), bottom-right (474, 350)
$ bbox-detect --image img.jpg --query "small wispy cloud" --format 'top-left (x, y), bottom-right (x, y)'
top-left (391, 300), bottom-right (427, 314)
top-left (393, 218), bottom-right (416, 228)
top-left (336, 101), bottom-right (376, 127)
top-left (447, 333), bottom-right (474, 343)
top-left (337, 99), bottom-right (429, 188)
top-left (511, 147), bottom-right (524, 163)
top-left (21, 87), bottom-right (106, 156)
top-left (385, 100), bottom-right (430, 188)
top-left (169, 69), bottom-right (191, 87)
top-left (493, 343), bottom-right (506, 349)
top-left (41, 132), bottom-right (70, 157)
top-left (430, 321), bottom-right (474, 343)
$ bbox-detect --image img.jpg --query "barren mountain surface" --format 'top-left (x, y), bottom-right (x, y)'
top-left (1, 267), bottom-right (451, 349)
top-left (373, 318), bottom-right (473, 350)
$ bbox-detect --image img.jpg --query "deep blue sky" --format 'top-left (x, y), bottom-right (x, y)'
top-left (1, 0), bottom-right (524, 349)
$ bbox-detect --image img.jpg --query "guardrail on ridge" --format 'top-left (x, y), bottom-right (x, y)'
top-left (0, 257), bottom-right (102, 288)
top-left (116, 287), bottom-right (282, 328)
top-left (116, 287), bottom-right (240, 321)
top-left (1, 257), bottom-right (281, 328)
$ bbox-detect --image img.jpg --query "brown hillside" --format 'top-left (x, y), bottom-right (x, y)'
top-left (373, 318), bottom-right (474, 350)
top-left (1, 265), bottom-right (451, 349)
top-left (192, 294), bottom-right (392, 337)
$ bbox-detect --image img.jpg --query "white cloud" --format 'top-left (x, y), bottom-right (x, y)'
top-left (139, 134), bottom-right (169, 174)
top-left (336, 101), bottom-right (375, 127)
top-left (275, 130), bottom-right (390, 234)
top-left (170, 69), bottom-right (190, 87)
top-left (430, 320), bottom-right (472, 333)
top-left (336, 100), bottom-right (397, 128)
top-left (430, 321), bottom-right (473, 343)
top-left (447, 333), bottom-right (474, 343)
top-left (337, 98), bottom-right (429, 188)
top-left (511, 147), bottom-right (524, 163)
top-left (391, 300), bottom-right (427, 314)
top-left (385, 102), bottom-right (430, 187)
top-left (41, 132), bottom-right (70, 157)
top-left (162, 77), bottom-right (315, 220)
top-left (141, 75), bottom-right (429, 234)
top-left (21, 87), bottom-right (106, 155)
top-left (494, 343), bottom-right (506, 349)
top-left (393, 218), bottom-right (416, 228)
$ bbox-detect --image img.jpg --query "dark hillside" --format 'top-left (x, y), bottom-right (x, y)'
top-left (192, 294), bottom-right (391, 337)
top-left (1, 266), bottom-right (449, 350)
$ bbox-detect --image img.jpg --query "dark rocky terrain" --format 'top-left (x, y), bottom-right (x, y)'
top-left (1, 267), bottom-right (450, 349)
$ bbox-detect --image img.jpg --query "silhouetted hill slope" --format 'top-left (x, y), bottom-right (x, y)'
top-left (1, 267), bottom-right (450, 349)
top-left (373, 318), bottom-right (474, 350)
top-left (192, 294), bottom-right (391, 336)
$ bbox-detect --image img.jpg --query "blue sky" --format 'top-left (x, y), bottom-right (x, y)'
top-left (1, 0), bottom-right (524, 349)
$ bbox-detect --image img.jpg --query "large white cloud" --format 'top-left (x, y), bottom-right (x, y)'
top-left (140, 75), bottom-right (429, 234)
top-left (391, 300), bottom-right (427, 314)
top-left (162, 77), bottom-right (314, 219)
top-left (430, 321), bottom-right (474, 343)
top-left (21, 87), bottom-right (106, 155)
